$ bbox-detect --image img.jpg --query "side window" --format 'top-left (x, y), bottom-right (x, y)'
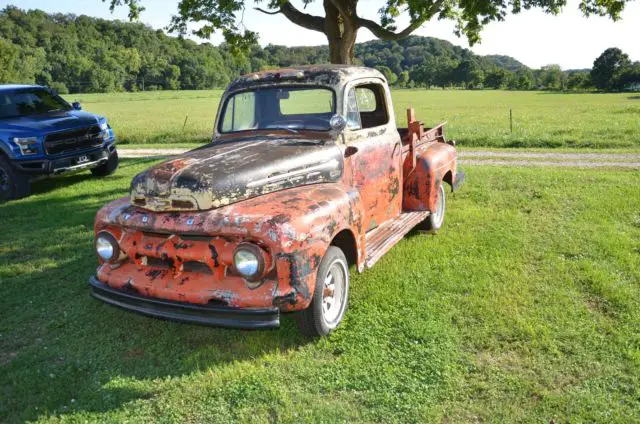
top-left (221, 91), bottom-right (256, 132)
top-left (346, 83), bottom-right (389, 131)
top-left (355, 88), bottom-right (377, 112)
top-left (345, 88), bottom-right (361, 130)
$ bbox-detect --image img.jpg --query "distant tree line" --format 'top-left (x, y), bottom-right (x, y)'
top-left (1, 6), bottom-right (638, 93)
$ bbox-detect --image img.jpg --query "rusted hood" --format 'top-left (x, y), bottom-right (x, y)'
top-left (130, 138), bottom-right (344, 211)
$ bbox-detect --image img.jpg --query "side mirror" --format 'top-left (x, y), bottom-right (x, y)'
top-left (72, 101), bottom-right (82, 110)
top-left (329, 114), bottom-right (346, 134)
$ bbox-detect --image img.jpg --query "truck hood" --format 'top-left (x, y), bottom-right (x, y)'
top-left (0, 110), bottom-right (102, 135)
top-left (130, 138), bottom-right (344, 212)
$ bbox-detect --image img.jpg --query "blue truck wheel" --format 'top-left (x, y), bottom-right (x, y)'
top-left (0, 155), bottom-right (30, 201)
top-left (90, 151), bottom-right (119, 177)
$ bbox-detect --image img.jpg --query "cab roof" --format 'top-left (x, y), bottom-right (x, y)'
top-left (228, 65), bottom-right (386, 92)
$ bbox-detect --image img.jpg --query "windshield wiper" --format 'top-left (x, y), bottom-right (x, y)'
top-left (274, 127), bottom-right (298, 134)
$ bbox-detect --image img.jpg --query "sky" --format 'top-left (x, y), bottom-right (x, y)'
top-left (3, 0), bottom-right (639, 69)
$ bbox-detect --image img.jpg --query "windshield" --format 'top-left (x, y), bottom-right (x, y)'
top-left (219, 87), bottom-right (335, 133)
top-left (0, 89), bottom-right (72, 119)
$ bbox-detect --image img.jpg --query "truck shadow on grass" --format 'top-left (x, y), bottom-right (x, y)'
top-left (0, 159), bottom-right (308, 422)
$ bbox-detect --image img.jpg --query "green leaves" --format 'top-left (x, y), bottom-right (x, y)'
top-left (106, 0), bottom-right (633, 61)
top-left (591, 47), bottom-right (632, 90)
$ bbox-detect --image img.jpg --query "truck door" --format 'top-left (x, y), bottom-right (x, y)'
top-left (343, 81), bottom-right (403, 232)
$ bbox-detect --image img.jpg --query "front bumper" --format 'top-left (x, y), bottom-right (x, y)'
top-left (89, 276), bottom-right (280, 329)
top-left (13, 144), bottom-right (116, 175)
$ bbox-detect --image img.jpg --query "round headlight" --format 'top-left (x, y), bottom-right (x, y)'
top-left (95, 232), bottom-right (119, 262)
top-left (233, 244), bottom-right (266, 281)
top-left (234, 250), bottom-right (259, 276)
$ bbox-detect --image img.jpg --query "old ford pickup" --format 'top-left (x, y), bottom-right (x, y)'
top-left (89, 66), bottom-right (464, 337)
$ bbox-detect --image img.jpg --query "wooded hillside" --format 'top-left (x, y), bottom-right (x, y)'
top-left (1, 6), bottom-right (636, 93)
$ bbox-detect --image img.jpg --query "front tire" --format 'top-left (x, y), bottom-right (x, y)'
top-left (296, 246), bottom-right (350, 337)
top-left (418, 183), bottom-right (446, 233)
top-left (0, 156), bottom-right (31, 202)
top-left (91, 151), bottom-right (119, 177)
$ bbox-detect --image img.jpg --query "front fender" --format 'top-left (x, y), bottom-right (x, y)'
top-left (223, 183), bottom-right (366, 309)
top-left (0, 139), bottom-right (15, 159)
top-left (403, 142), bottom-right (457, 212)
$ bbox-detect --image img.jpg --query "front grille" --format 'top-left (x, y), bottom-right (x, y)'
top-left (44, 125), bottom-right (103, 155)
top-left (145, 256), bottom-right (213, 274)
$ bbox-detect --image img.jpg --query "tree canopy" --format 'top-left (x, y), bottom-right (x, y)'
top-left (1, 7), bottom-right (638, 93)
top-left (591, 47), bottom-right (631, 90)
top-left (107, 0), bottom-right (636, 64)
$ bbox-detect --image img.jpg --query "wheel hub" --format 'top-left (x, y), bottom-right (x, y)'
top-left (432, 185), bottom-right (445, 228)
top-left (322, 261), bottom-right (346, 324)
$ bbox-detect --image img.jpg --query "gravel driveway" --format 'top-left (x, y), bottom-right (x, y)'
top-left (118, 148), bottom-right (640, 168)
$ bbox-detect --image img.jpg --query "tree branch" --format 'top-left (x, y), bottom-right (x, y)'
top-left (254, 7), bottom-right (281, 15)
top-left (356, 0), bottom-right (445, 40)
top-left (357, 17), bottom-right (423, 40)
top-left (255, 2), bottom-right (325, 33)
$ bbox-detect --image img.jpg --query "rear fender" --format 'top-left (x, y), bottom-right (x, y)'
top-left (403, 142), bottom-right (457, 212)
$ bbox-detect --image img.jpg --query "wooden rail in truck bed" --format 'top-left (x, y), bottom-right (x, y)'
top-left (401, 108), bottom-right (451, 170)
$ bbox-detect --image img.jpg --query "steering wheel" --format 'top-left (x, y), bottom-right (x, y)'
top-left (265, 120), bottom-right (304, 129)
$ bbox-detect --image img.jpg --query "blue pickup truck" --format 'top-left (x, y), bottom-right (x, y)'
top-left (0, 84), bottom-right (118, 201)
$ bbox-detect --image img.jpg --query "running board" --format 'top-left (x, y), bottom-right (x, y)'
top-left (364, 211), bottom-right (430, 269)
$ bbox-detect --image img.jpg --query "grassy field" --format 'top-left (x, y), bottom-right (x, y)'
top-left (70, 89), bottom-right (640, 149)
top-left (1, 161), bottom-right (639, 423)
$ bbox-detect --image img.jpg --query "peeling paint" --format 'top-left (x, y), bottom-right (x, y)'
top-left (92, 66), bottom-right (461, 317)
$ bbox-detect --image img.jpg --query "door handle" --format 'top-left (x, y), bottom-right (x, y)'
top-left (344, 146), bottom-right (358, 158)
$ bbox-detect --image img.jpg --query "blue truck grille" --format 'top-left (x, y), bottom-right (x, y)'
top-left (44, 125), bottom-right (103, 155)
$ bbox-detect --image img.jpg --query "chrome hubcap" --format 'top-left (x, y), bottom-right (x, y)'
top-left (433, 185), bottom-right (445, 228)
top-left (322, 260), bottom-right (347, 325)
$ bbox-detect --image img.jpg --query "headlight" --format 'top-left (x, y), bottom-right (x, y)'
top-left (95, 231), bottom-right (120, 262)
top-left (99, 122), bottom-right (111, 140)
top-left (13, 137), bottom-right (39, 155)
top-left (233, 243), bottom-right (267, 281)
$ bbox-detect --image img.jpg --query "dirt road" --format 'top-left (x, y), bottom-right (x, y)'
top-left (118, 148), bottom-right (640, 168)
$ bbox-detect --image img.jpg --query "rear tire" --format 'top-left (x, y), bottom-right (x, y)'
top-left (417, 183), bottom-right (446, 233)
top-left (295, 246), bottom-right (350, 337)
top-left (0, 155), bottom-right (31, 202)
top-left (91, 151), bottom-right (119, 177)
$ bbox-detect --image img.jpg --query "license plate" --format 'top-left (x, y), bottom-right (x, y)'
top-left (77, 155), bottom-right (89, 164)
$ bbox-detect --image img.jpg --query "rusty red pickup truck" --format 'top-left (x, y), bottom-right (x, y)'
top-left (89, 65), bottom-right (464, 337)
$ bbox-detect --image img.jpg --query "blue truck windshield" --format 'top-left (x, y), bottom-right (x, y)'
top-left (219, 87), bottom-right (335, 133)
top-left (0, 89), bottom-right (71, 119)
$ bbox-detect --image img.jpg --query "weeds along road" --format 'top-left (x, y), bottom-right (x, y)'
top-left (118, 148), bottom-right (640, 168)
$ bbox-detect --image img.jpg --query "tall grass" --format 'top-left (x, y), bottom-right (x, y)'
top-left (70, 89), bottom-right (640, 149)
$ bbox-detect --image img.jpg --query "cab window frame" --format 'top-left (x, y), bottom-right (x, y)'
top-left (343, 80), bottom-right (390, 132)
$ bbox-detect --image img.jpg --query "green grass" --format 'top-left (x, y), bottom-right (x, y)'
top-left (70, 89), bottom-right (640, 149)
top-left (1, 161), bottom-right (639, 423)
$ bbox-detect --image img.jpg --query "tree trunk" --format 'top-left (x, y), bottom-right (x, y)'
top-left (323, 0), bottom-right (357, 64)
